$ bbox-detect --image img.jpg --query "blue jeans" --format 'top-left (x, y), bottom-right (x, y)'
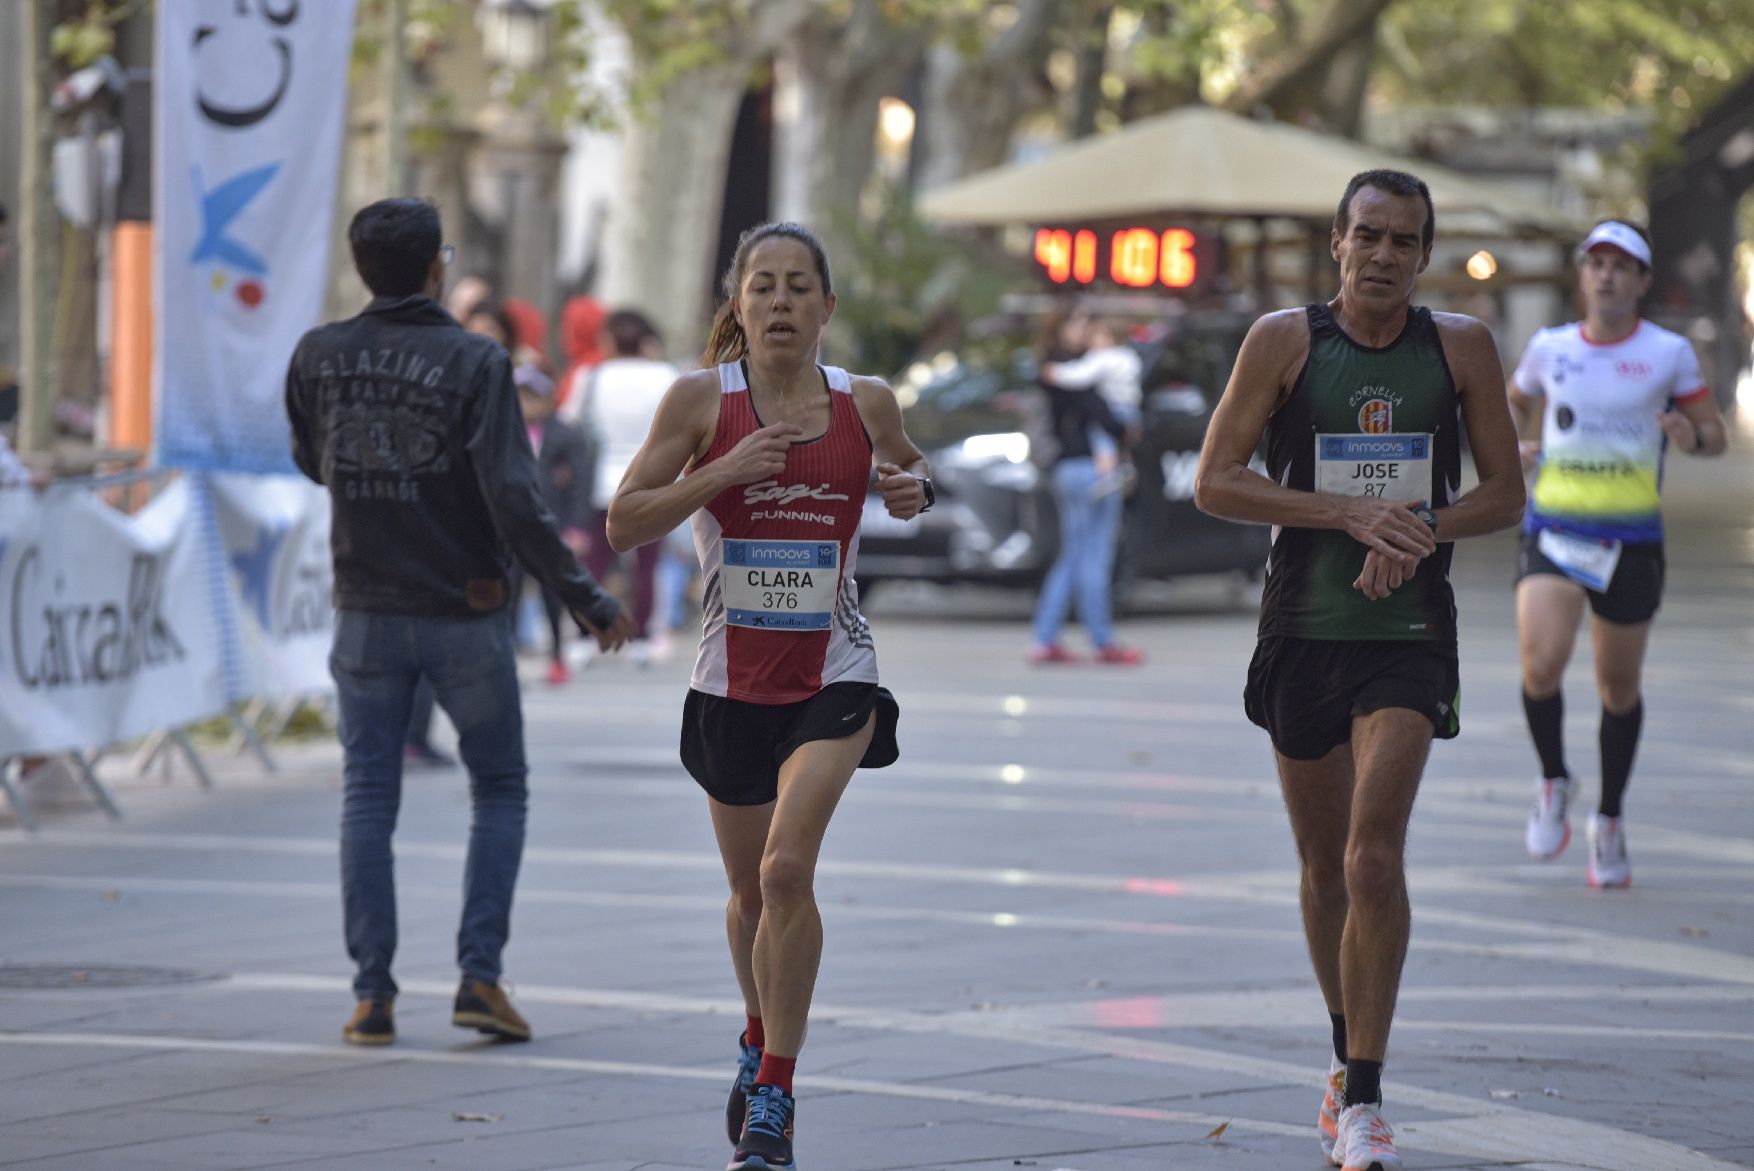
top-left (1032, 457), bottom-right (1124, 649)
top-left (331, 610), bottom-right (527, 1001)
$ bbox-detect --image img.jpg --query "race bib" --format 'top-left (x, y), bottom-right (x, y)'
top-left (722, 539), bottom-right (841, 630)
top-left (1315, 434), bottom-right (1432, 502)
top-left (1537, 529), bottom-right (1622, 592)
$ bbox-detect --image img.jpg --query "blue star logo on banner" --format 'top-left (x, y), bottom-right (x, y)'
top-left (231, 523), bottom-right (289, 628)
top-left (190, 163), bottom-right (279, 275)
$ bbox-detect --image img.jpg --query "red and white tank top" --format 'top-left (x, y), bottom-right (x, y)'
top-left (688, 361), bottom-right (877, 703)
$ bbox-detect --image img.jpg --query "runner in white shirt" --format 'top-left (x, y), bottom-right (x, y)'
top-left (1509, 220), bottom-right (1728, 888)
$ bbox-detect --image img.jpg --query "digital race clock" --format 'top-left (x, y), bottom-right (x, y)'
top-left (1031, 223), bottom-right (1222, 292)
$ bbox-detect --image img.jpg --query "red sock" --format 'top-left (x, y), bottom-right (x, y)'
top-left (756, 1052), bottom-right (796, 1095)
top-left (745, 1015), bottom-right (765, 1050)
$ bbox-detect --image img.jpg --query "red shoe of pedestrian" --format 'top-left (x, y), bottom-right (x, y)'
top-left (1028, 643), bottom-right (1082, 665)
top-left (545, 660), bottom-right (571, 686)
top-left (1094, 644), bottom-right (1144, 665)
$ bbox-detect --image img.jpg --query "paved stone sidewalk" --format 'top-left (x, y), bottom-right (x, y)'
top-left (1, 450), bottom-right (1750, 1170)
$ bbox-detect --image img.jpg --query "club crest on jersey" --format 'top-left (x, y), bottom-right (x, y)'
top-left (1358, 398), bottom-right (1394, 434)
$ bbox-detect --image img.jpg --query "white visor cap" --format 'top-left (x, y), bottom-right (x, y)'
top-left (1577, 221), bottom-right (1651, 268)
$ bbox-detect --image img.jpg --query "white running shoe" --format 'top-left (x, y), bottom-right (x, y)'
top-left (1524, 776), bottom-right (1573, 860)
top-left (1336, 1102), bottom-right (1403, 1171)
top-left (1318, 1057), bottom-right (1346, 1165)
top-left (1587, 813), bottom-right (1632, 888)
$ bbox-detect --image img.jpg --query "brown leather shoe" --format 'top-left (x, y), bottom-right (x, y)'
top-left (452, 978), bottom-right (531, 1042)
top-left (343, 998), bottom-right (394, 1046)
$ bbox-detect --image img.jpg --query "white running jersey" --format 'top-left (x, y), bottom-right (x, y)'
top-left (1512, 320), bottom-right (1709, 542)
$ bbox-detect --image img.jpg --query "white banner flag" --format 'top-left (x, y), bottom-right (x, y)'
top-left (209, 472), bottom-right (335, 698)
top-left (0, 481), bottom-right (231, 757)
top-left (154, 0), bottom-right (358, 473)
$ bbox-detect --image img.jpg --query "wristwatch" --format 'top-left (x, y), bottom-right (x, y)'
top-left (1411, 504), bottom-right (1438, 535)
top-left (917, 476), bottom-right (935, 513)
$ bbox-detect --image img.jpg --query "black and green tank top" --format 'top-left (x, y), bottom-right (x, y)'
top-left (1257, 303), bottom-right (1461, 643)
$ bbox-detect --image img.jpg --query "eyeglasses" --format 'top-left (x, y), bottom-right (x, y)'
top-left (440, 244), bottom-right (455, 267)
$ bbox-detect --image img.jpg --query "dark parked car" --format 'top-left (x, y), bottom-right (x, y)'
top-left (857, 310), bottom-right (1269, 591)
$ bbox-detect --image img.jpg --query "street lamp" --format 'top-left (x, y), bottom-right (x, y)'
top-left (482, 0), bottom-right (550, 73)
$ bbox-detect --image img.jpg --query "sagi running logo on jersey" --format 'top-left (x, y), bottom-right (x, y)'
top-left (743, 480), bottom-right (851, 526)
top-left (1350, 385), bottom-right (1400, 434)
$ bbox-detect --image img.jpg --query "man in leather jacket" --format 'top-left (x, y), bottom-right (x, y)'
top-left (285, 197), bottom-right (635, 1048)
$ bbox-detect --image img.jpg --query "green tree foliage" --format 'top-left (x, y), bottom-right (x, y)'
top-left (1093, 0), bottom-right (1754, 144)
top-left (828, 187), bottom-right (1032, 378)
top-left (1377, 0), bottom-right (1754, 146)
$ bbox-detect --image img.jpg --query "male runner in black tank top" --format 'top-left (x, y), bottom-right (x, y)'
top-left (1195, 170), bottom-right (1525, 1171)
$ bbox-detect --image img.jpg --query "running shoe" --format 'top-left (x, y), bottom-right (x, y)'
top-left (1318, 1056), bottom-right (1346, 1165)
top-left (729, 1083), bottom-right (795, 1170)
top-left (545, 660), bottom-right (571, 686)
top-left (1027, 643), bottom-right (1081, 665)
top-left (1335, 1102), bottom-right (1402, 1171)
top-left (725, 1032), bottom-right (762, 1145)
top-left (1524, 775), bottom-right (1573, 860)
top-left (1587, 813), bottom-right (1632, 889)
top-left (1093, 644), bottom-right (1144, 665)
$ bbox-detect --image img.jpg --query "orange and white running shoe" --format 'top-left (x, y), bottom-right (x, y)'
top-left (1318, 1057), bottom-right (1346, 1165)
top-left (1336, 1102), bottom-right (1403, 1171)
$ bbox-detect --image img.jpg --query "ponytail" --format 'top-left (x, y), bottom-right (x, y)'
top-left (701, 299), bottom-right (747, 367)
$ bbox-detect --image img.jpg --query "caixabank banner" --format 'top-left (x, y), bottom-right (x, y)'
top-left (0, 480), bottom-right (230, 756)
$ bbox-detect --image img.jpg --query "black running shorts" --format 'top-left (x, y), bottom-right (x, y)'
top-left (1244, 637), bottom-right (1460, 761)
top-left (1517, 531), bottom-right (1664, 626)
top-left (680, 682), bottom-right (900, 806)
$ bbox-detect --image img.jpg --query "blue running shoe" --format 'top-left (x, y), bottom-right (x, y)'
top-left (728, 1083), bottom-right (796, 1171)
top-left (726, 1032), bottom-right (762, 1145)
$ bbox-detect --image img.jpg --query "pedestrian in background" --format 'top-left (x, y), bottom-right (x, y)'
top-left (561, 309), bottom-right (679, 656)
top-left (1029, 304), bottom-right (1142, 666)
top-left (511, 362), bottom-right (597, 685)
top-left (284, 198), bottom-right (635, 1049)
top-left (556, 294), bottom-right (607, 415)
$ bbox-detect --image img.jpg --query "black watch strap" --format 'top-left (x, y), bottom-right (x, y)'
top-left (918, 476), bottom-right (935, 512)
top-left (1413, 504), bottom-right (1438, 534)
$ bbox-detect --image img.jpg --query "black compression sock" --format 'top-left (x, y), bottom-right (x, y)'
top-left (1522, 690), bottom-right (1568, 780)
top-left (1598, 699), bottom-right (1643, 819)
top-left (1330, 1013), bottom-right (1347, 1065)
top-left (1344, 1058), bottom-right (1382, 1108)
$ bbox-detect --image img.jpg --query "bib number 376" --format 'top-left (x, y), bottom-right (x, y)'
top-left (722, 539), bottom-right (840, 631)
